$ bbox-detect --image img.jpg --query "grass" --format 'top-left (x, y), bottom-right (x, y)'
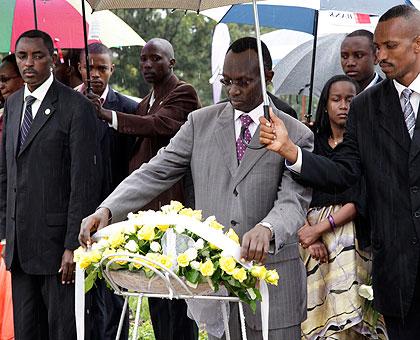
top-left (128, 297), bottom-right (208, 340)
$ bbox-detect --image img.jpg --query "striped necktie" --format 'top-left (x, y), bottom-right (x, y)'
top-left (20, 95), bottom-right (36, 147)
top-left (401, 88), bottom-right (416, 139)
top-left (236, 114), bottom-right (253, 161)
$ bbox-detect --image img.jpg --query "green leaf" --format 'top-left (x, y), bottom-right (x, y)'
top-left (84, 270), bottom-right (98, 293)
top-left (185, 269), bottom-right (200, 284)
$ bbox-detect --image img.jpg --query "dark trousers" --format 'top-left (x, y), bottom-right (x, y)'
top-left (149, 298), bottom-right (198, 340)
top-left (384, 264), bottom-right (420, 339)
top-left (11, 263), bottom-right (76, 340)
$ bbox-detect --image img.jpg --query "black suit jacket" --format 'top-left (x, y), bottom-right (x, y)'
top-left (297, 78), bottom-right (420, 318)
top-left (0, 79), bottom-right (99, 274)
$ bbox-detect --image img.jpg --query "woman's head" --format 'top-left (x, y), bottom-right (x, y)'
top-left (0, 54), bottom-right (24, 100)
top-left (315, 75), bottom-right (358, 135)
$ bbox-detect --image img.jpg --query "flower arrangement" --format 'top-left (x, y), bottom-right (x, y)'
top-left (74, 201), bottom-right (279, 311)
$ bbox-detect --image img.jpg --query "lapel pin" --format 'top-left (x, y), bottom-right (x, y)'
top-left (45, 108), bottom-right (51, 115)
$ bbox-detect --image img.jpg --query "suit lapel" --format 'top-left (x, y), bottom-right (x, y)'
top-left (377, 79), bottom-right (411, 153)
top-left (214, 104), bottom-right (238, 178)
top-left (409, 105), bottom-right (420, 164)
top-left (9, 89), bottom-right (25, 158)
top-left (18, 82), bottom-right (57, 157)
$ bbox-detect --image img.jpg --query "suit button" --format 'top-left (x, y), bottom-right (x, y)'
top-left (13, 188), bottom-right (16, 193)
top-left (415, 211), bottom-right (420, 218)
top-left (411, 186), bottom-right (419, 193)
top-left (233, 189), bottom-right (238, 196)
top-left (231, 220), bottom-right (238, 226)
top-left (412, 237), bottom-right (418, 245)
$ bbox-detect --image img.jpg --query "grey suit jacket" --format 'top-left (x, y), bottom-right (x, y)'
top-left (101, 101), bottom-right (314, 329)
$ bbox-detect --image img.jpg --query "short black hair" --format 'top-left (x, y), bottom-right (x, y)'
top-left (15, 30), bottom-right (54, 56)
top-left (80, 42), bottom-right (112, 61)
top-left (1, 54), bottom-right (20, 75)
top-left (314, 75), bottom-right (359, 136)
top-left (226, 37), bottom-right (272, 71)
top-left (379, 4), bottom-right (418, 22)
top-left (345, 29), bottom-right (375, 52)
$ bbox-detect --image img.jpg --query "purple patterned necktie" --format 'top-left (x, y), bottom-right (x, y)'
top-left (236, 114), bottom-right (253, 162)
top-left (20, 95), bottom-right (36, 147)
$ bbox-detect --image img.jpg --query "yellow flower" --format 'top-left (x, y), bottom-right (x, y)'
top-left (78, 249), bottom-right (102, 269)
top-left (145, 252), bottom-right (161, 268)
top-left (200, 259), bottom-right (215, 277)
top-left (177, 253), bottom-right (190, 268)
top-left (170, 200), bottom-right (184, 212)
top-left (179, 208), bottom-right (202, 221)
top-left (219, 256), bottom-right (237, 275)
top-left (250, 265), bottom-right (267, 280)
top-left (226, 228), bottom-right (240, 244)
top-left (137, 225), bottom-right (156, 241)
top-left (157, 224), bottom-right (170, 232)
top-left (209, 243), bottom-right (220, 250)
top-left (209, 219), bottom-right (224, 231)
top-left (232, 267), bottom-right (247, 283)
top-left (115, 249), bottom-right (129, 265)
top-left (73, 247), bottom-right (84, 262)
top-left (265, 270), bottom-right (279, 286)
top-left (159, 255), bottom-right (173, 269)
top-left (108, 232), bottom-right (125, 249)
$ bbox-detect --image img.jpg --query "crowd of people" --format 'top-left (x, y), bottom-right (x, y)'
top-left (0, 3), bottom-right (419, 340)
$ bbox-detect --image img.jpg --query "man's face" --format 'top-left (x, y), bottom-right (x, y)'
top-left (222, 50), bottom-right (263, 113)
top-left (374, 17), bottom-right (420, 84)
top-left (0, 62), bottom-right (24, 100)
top-left (340, 36), bottom-right (376, 83)
top-left (79, 53), bottom-right (114, 95)
top-left (15, 37), bottom-right (53, 92)
top-left (140, 42), bottom-right (174, 84)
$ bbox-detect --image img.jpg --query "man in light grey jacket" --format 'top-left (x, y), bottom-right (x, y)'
top-left (79, 37), bottom-right (313, 339)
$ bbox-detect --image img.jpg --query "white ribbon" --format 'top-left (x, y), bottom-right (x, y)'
top-left (75, 265), bottom-right (85, 340)
top-left (75, 213), bottom-right (270, 340)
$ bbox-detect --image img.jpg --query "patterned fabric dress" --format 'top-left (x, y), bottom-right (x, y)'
top-left (300, 133), bottom-right (387, 340)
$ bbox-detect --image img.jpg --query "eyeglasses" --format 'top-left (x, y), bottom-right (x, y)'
top-left (219, 77), bottom-right (254, 89)
top-left (0, 75), bottom-right (20, 84)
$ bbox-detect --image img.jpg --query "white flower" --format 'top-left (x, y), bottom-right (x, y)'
top-left (185, 248), bottom-right (198, 261)
top-left (190, 261), bottom-right (201, 270)
top-left (92, 238), bottom-right (109, 251)
top-left (150, 241), bottom-right (161, 252)
top-left (194, 238), bottom-right (205, 250)
top-left (358, 284), bottom-right (374, 301)
top-left (127, 212), bottom-right (134, 220)
top-left (175, 224), bottom-right (186, 234)
top-left (204, 215), bottom-right (216, 224)
top-left (124, 240), bottom-right (139, 253)
top-left (124, 223), bottom-right (137, 235)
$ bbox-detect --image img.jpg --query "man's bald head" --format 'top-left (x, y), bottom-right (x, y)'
top-left (145, 38), bottom-right (175, 60)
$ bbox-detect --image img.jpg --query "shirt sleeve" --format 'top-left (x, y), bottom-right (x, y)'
top-left (285, 146), bottom-right (302, 173)
top-left (109, 110), bottom-right (118, 130)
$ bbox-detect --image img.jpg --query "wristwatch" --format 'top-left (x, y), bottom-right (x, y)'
top-left (260, 222), bottom-right (275, 240)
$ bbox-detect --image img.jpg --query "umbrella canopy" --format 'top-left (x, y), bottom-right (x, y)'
top-left (87, 0), bottom-right (253, 11)
top-left (0, 0), bottom-right (145, 53)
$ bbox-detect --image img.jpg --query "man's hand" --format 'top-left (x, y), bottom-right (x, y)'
top-left (298, 221), bottom-right (322, 248)
top-left (59, 249), bottom-right (75, 284)
top-left (307, 240), bottom-right (329, 263)
top-left (259, 109), bottom-right (299, 163)
top-left (85, 92), bottom-right (112, 122)
top-left (79, 208), bottom-right (111, 248)
top-left (240, 224), bottom-right (272, 264)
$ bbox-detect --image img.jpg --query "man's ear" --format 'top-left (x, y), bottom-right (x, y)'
top-left (414, 35), bottom-right (420, 54)
top-left (169, 58), bottom-right (176, 69)
top-left (110, 63), bottom-right (115, 74)
top-left (265, 69), bottom-right (274, 84)
top-left (51, 53), bottom-right (58, 65)
top-left (78, 62), bottom-right (82, 74)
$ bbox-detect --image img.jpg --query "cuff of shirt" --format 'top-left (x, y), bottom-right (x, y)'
top-left (285, 146), bottom-right (302, 173)
top-left (109, 110), bottom-right (118, 130)
top-left (260, 221), bottom-right (276, 254)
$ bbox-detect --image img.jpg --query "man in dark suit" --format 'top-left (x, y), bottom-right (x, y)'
top-left (89, 38), bottom-right (200, 340)
top-left (78, 42), bottom-right (138, 340)
top-left (341, 29), bottom-right (383, 93)
top-left (260, 5), bottom-right (420, 339)
top-left (0, 30), bottom-right (98, 340)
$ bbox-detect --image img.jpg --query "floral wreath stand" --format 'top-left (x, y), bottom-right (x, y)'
top-left (100, 253), bottom-right (248, 340)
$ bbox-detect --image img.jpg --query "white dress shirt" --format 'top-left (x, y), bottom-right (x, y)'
top-left (234, 102), bottom-right (264, 140)
top-left (22, 73), bottom-right (54, 125)
top-left (288, 73), bottom-right (420, 174)
top-left (365, 72), bottom-right (380, 90)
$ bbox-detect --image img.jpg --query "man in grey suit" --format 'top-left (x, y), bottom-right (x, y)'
top-left (79, 37), bottom-right (313, 339)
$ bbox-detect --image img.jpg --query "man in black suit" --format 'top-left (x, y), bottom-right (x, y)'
top-left (220, 37), bottom-right (298, 119)
top-left (341, 29), bottom-right (383, 93)
top-left (260, 5), bottom-right (420, 339)
top-left (78, 42), bottom-right (138, 340)
top-left (0, 30), bottom-right (98, 339)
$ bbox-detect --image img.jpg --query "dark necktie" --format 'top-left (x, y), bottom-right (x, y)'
top-left (236, 114), bottom-right (253, 162)
top-left (20, 95), bottom-right (36, 147)
top-left (401, 88), bottom-right (415, 139)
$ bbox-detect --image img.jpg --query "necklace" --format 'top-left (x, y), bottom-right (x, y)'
top-left (329, 136), bottom-right (343, 146)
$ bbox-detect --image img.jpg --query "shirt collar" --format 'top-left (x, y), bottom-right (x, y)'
top-left (364, 72), bottom-right (379, 90)
top-left (75, 83), bottom-right (109, 103)
top-left (393, 73), bottom-right (420, 97)
top-left (234, 101), bottom-right (264, 124)
top-left (24, 73), bottom-right (54, 103)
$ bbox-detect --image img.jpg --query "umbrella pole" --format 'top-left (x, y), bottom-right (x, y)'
top-left (33, 0), bottom-right (38, 29)
top-left (81, 0), bottom-right (92, 93)
top-left (306, 9), bottom-right (319, 124)
top-left (252, 0), bottom-right (270, 121)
